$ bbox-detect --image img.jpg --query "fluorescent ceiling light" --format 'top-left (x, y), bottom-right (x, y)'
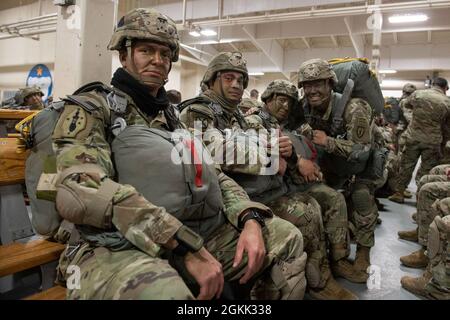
top-left (379, 69), bottom-right (397, 74)
top-left (249, 72), bottom-right (264, 76)
top-left (189, 30), bottom-right (201, 37)
top-left (200, 29), bottom-right (217, 36)
top-left (388, 14), bottom-right (428, 24)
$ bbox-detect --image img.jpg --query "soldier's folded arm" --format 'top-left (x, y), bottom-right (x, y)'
top-left (181, 104), bottom-right (269, 175)
top-left (53, 104), bottom-right (184, 258)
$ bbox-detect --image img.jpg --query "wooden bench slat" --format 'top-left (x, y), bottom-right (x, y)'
top-left (24, 285), bottom-right (67, 300)
top-left (0, 137), bottom-right (29, 186)
top-left (0, 240), bottom-right (65, 277)
top-left (0, 109), bottom-right (37, 120)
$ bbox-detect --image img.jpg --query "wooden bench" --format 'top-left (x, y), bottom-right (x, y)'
top-left (0, 239), bottom-right (65, 278)
top-left (0, 238), bottom-right (67, 300)
top-left (25, 285), bottom-right (67, 300)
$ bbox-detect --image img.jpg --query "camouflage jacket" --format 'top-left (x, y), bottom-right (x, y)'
top-left (52, 88), bottom-right (271, 258)
top-left (179, 91), bottom-right (273, 176)
top-left (300, 93), bottom-right (373, 160)
top-left (403, 87), bottom-right (450, 145)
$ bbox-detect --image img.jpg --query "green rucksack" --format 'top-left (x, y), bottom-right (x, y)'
top-left (329, 58), bottom-right (384, 115)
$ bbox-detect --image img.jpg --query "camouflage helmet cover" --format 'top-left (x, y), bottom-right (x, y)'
top-left (261, 79), bottom-right (299, 103)
top-left (297, 58), bottom-right (338, 88)
top-left (108, 8), bottom-right (179, 62)
top-left (202, 52), bottom-right (249, 89)
top-left (15, 86), bottom-right (43, 105)
top-left (402, 83), bottom-right (417, 94)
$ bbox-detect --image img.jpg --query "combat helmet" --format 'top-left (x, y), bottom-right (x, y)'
top-left (297, 58), bottom-right (338, 88)
top-left (201, 52), bottom-right (249, 89)
top-left (261, 79), bottom-right (298, 103)
top-left (15, 86), bottom-right (44, 106)
top-left (402, 83), bottom-right (417, 94)
top-left (108, 8), bottom-right (179, 62)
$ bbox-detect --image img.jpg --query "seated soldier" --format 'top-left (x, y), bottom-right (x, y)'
top-left (47, 8), bottom-right (307, 300)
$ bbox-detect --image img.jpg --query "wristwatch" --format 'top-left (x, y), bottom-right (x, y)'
top-left (172, 225), bottom-right (204, 257)
top-left (239, 210), bottom-right (266, 229)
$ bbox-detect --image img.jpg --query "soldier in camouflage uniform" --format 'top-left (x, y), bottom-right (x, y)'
top-left (246, 79), bottom-right (366, 281)
top-left (401, 196), bottom-right (450, 299)
top-left (49, 8), bottom-right (307, 300)
top-left (17, 86), bottom-right (45, 110)
top-left (294, 59), bottom-right (379, 274)
top-left (389, 78), bottom-right (450, 204)
top-left (398, 164), bottom-right (450, 246)
top-left (179, 54), bottom-right (358, 299)
top-left (238, 97), bottom-right (261, 114)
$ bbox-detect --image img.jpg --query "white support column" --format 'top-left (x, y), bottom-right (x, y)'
top-left (53, 0), bottom-right (115, 98)
top-left (242, 24), bottom-right (290, 79)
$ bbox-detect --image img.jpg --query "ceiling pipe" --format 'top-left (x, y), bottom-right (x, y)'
top-left (189, 0), bottom-right (450, 27)
top-left (0, 27), bottom-right (56, 40)
top-left (0, 13), bottom-right (57, 28)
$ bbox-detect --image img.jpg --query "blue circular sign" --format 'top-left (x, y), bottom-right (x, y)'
top-left (26, 64), bottom-right (53, 103)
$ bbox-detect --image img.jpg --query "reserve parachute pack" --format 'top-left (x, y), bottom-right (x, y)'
top-left (179, 97), bottom-right (288, 204)
top-left (19, 82), bottom-right (224, 238)
top-left (112, 125), bottom-right (225, 239)
top-left (329, 57), bottom-right (384, 115)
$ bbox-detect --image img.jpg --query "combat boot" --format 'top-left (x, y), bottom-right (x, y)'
top-left (354, 245), bottom-right (371, 273)
top-left (331, 258), bottom-right (368, 283)
top-left (403, 189), bottom-right (413, 198)
top-left (400, 268), bottom-right (432, 298)
top-left (400, 248), bottom-right (428, 268)
top-left (309, 276), bottom-right (358, 300)
top-left (388, 191), bottom-right (404, 204)
top-left (398, 227), bottom-right (418, 242)
top-left (411, 212), bottom-right (417, 223)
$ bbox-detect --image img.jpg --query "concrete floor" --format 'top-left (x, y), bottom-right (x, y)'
top-left (337, 170), bottom-right (425, 300)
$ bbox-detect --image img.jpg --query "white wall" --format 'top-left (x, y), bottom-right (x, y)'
top-left (180, 60), bottom-right (207, 100)
top-left (0, 0), bottom-right (56, 90)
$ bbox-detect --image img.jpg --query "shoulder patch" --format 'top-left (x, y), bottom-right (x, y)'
top-left (53, 105), bottom-right (94, 139)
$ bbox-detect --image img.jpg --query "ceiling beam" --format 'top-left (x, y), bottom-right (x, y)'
top-left (242, 24), bottom-right (290, 79)
top-left (330, 35), bottom-right (339, 48)
top-left (302, 37), bottom-right (311, 49)
top-left (344, 17), bottom-right (365, 57)
top-left (180, 43), bottom-right (218, 65)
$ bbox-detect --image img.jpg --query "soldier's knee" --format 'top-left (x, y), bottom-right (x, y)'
top-left (351, 186), bottom-right (373, 214)
top-left (266, 217), bottom-right (304, 256)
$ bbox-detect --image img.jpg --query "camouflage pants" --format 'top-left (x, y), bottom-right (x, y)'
top-left (387, 152), bottom-right (400, 191)
top-left (302, 183), bottom-right (349, 261)
top-left (347, 181), bottom-right (379, 248)
top-left (64, 217), bottom-right (306, 300)
top-left (268, 193), bottom-right (330, 289)
top-left (425, 197), bottom-right (450, 300)
top-left (417, 164), bottom-right (450, 192)
top-left (417, 181), bottom-right (450, 246)
top-left (395, 141), bottom-right (442, 192)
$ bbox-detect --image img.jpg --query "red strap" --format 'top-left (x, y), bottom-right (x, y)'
top-left (184, 139), bottom-right (203, 187)
top-left (304, 138), bottom-right (318, 161)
